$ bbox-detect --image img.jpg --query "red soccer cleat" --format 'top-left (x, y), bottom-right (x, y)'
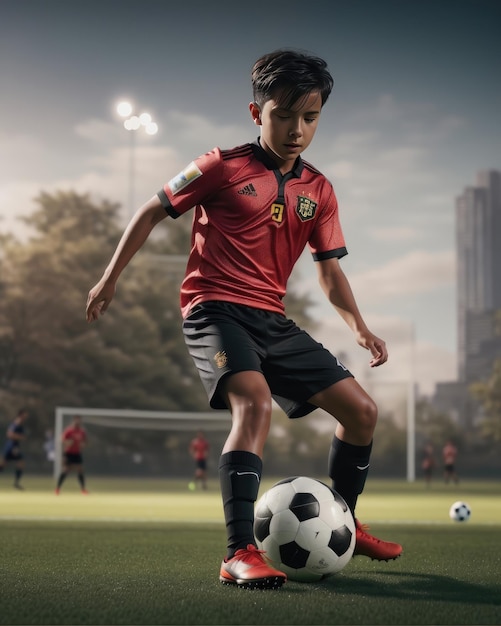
top-left (219, 544), bottom-right (286, 590)
top-left (354, 519), bottom-right (402, 561)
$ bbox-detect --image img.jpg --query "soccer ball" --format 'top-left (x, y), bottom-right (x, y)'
top-left (449, 500), bottom-right (471, 522)
top-left (254, 476), bottom-right (355, 582)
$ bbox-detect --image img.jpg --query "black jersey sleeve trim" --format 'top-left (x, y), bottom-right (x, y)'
top-left (157, 188), bottom-right (181, 219)
top-left (312, 247), bottom-right (348, 261)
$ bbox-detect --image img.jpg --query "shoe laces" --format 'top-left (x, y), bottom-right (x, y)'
top-left (356, 520), bottom-right (382, 544)
top-left (235, 544), bottom-right (267, 565)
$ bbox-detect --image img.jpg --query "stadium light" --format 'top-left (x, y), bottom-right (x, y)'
top-left (116, 100), bottom-right (159, 217)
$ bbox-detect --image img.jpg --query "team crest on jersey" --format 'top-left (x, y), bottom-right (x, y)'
top-left (214, 350), bottom-right (228, 369)
top-left (296, 196), bottom-right (317, 221)
top-left (270, 203), bottom-right (285, 223)
top-left (167, 161), bottom-right (202, 195)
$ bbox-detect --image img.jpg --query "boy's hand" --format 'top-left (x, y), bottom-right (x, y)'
top-left (86, 279), bottom-right (116, 322)
top-left (356, 331), bottom-right (388, 367)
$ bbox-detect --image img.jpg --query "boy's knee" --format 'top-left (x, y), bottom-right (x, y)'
top-left (240, 395), bottom-right (272, 428)
top-left (346, 397), bottom-right (377, 441)
top-left (359, 397), bottom-right (378, 435)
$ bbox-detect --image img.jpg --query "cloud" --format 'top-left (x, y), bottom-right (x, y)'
top-left (371, 226), bottom-right (416, 242)
top-left (296, 248), bottom-right (455, 315)
top-left (323, 93), bottom-right (466, 227)
top-left (0, 131), bottom-right (55, 181)
top-left (74, 117), bottom-right (124, 145)
top-left (163, 111), bottom-right (249, 157)
top-left (349, 249), bottom-right (455, 303)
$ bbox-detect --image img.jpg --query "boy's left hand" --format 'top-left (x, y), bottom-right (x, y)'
top-left (357, 332), bottom-right (388, 367)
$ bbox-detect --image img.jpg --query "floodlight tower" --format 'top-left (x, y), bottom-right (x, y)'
top-left (116, 100), bottom-right (158, 217)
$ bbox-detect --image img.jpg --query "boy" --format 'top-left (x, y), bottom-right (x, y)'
top-left (55, 415), bottom-right (88, 494)
top-left (0, 408), bottom-right (29, 489)
top-left (442, 439), bottom-right (459, 484)
top-left (86, 48), bottom-right (402, 589)
top-left (189, 430), bottom-right (210, 490)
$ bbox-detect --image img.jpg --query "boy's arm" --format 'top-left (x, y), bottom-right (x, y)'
top-left (86, 196), bottom-right (167, 322)
top-left (316, 257), bottom-right (388, 368)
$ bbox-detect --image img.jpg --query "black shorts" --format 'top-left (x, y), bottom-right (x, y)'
top-left (196, 459), bottom-right (207, 471)
top-left (182, 301), bottom-right (353, 419)
top-left (64, 453), bottom-right (83, 465)
top-left (4, 447), bottom-right (22, 461)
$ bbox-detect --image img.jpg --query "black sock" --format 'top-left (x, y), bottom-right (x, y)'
top-left (78, 473), bottom-right (85, 489)
top-left (57, 472), bottom-right (67, 489)
top-left (15, 468), bottom-right (23, 484)
top-left (219, 450), bottom-right (262, 559)
top-left (328, 436), bottom-right (372, 516)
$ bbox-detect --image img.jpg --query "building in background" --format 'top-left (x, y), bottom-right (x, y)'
top-left (435, 170), bottom-right (501, 428)
top-left (456, 170), bottom-right (501, 384)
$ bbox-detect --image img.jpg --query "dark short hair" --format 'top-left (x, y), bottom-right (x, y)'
top-left (251, 49), bottom-right (334, 110)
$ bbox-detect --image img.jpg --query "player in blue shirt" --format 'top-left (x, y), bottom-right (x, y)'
top-left (0, 408), bottom-right (29, 489)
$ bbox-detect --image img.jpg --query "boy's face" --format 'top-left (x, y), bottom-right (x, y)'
top-left (249, 90), bottom-right (322, 172)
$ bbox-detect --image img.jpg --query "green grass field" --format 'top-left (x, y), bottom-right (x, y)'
top-left (1, 475), bottom-right (500, 625)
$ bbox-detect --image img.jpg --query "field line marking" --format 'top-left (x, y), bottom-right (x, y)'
top-left (0, 515), bottom-right (223, 524)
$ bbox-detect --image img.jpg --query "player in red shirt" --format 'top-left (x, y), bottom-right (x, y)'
top-left (442, 439), bottom-right (459, 484)
top-left (55, 415), bottom-right (88, 494)
top-left (189, 430), bottom-right (210, 490)
top-left (86, 48), bottom-right (402, 589)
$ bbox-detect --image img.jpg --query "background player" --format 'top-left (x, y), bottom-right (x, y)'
top-left (442, 438), bottom-right (459, 484)
top-left (189, 430), bottom-right (210, 490)
top-left (421, 440), bottom-right (435, 488)
top-left (55, 415), bottom-right (88, 494)
top-left (0, 408), bottom-right (29, 489)
top-left (86, 48), bottom-right (402, 589)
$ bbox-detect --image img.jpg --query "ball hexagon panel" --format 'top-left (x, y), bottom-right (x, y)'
top-left (328, 525), bottom-right (354, 557)
top-left (269, 508), bottom-right (300, 544)
top-left (279, 540), bottom-right (310, 569)
top-left (289, 492), bottom-right (320, 521)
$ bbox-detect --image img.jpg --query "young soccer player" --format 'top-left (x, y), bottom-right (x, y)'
top-left (0, 408), bottom-right (29, 489)
top-left (442, 438), bottom-right (459, 484)
top-left (55, 415), bottom-right (88, 494)
top-left (189, 430), bottom-right (210, 490)
top-left (86, 48), bottom-right (402, 589)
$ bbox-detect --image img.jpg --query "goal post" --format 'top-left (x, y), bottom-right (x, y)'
top-left (53, 406), bottom-right (229, 481)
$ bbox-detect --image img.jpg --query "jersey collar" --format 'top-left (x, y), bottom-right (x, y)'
top-left (251, 138), bottom-right (304, 177)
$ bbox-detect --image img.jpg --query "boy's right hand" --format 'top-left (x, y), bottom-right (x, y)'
top-left (86, 279), bottom-right (116, 322)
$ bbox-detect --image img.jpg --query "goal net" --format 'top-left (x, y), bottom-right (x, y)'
top-left (53, 406), bottom-right (229, 481)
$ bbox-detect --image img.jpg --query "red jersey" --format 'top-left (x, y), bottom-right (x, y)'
top-left (158, 140), bottom-right (347, 318)
top-left (62, 425), bottom-right (87, 454)
top-left (443, 443), bottom-right (457, 465)
top-left (190, 436), bottom-right (209, 461)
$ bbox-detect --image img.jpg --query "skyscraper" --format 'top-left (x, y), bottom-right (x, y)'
top-left (435, 170), bottom-right (501, 428)
top-left (456, 170), bottom-right (501, 385)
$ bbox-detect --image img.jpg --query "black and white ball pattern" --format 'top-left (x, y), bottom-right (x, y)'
top-left (254, 476), bottom-right (355, 582)
top-left (449, 500), bottom-right (471, 522)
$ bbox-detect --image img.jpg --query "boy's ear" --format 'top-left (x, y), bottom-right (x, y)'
top-left (249, 101), bottom-right (262, 125)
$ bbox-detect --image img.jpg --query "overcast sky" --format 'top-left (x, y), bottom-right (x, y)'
top-left (1, 0), bottom-right (500, 395)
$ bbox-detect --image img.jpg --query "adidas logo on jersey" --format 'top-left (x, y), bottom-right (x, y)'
top-left (237, 183), bottom-right (257, 196)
